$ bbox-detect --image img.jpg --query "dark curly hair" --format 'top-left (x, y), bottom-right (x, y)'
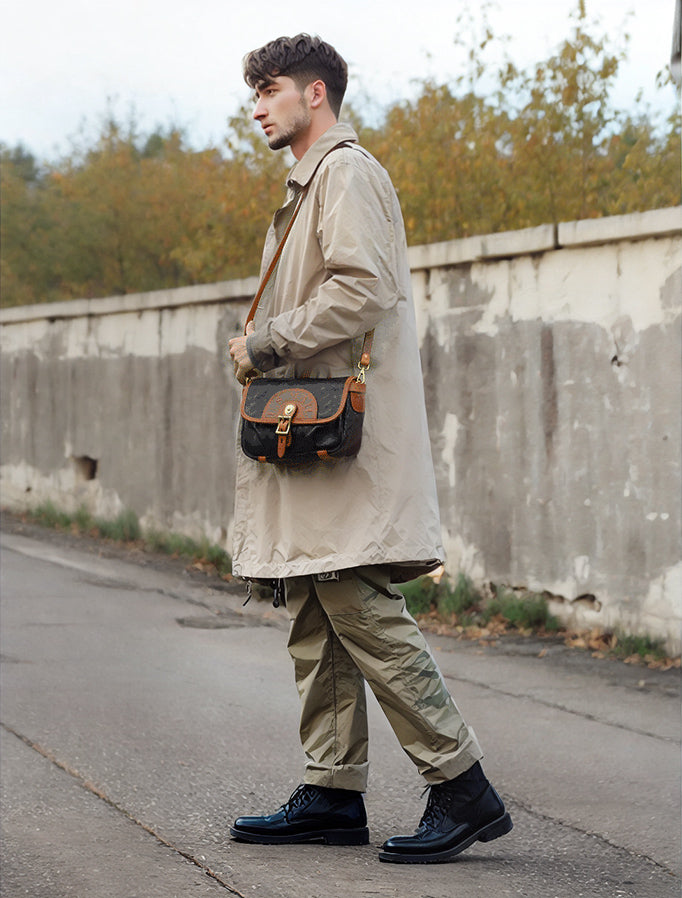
top-left (243, 34), bottom-right (348, 118)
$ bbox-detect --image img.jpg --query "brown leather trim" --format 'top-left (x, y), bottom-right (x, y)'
top-left (350, 390), bottom-right (365, 413)
top-left (263, 389), bottom-right (317, 419)
top-left (244, 142), bottom-right (357, 334)
top-left (245, 190), bottom-right (307, 332)
top-left (359, 330), bottom-right (374, 368)
top-left (317, 450), bottom-right (330, 460)
top-left (241, 376), bottom-right (363, 425)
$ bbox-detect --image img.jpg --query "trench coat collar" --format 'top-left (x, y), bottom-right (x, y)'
top-left (286, 122), bottom-right (358, 190)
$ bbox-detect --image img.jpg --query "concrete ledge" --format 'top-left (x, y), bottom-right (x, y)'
top-left (558, 207), bottom-right (681, 248)
top-left (0, 277), bottom-right (259, 325)
top-left (2, 208), bottom-right (679, 324)
top-left (408, 224), bottom-right (556, 270)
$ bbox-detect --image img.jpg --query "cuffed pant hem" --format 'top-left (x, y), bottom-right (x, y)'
top-left (418, 730), bottom-right (484, 784)
top-left (304, 762), bottom-right (369, 792)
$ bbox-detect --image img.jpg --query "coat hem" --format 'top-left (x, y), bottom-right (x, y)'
top-left (232, 552), bottom-right (445, 583)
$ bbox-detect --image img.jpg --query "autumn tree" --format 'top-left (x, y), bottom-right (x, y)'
top-left (1, 1), bottom-right (679, 307)
top-left (499, 1), bottom-right (643, 224)
top-left (166, 105), bottom-right (288, 285)
top-left (359, 1), bottom-right (680, 241)
top-left (1, 144), bottom-right (61, 305)
top-left (1, 115), bottom-right (289, 305)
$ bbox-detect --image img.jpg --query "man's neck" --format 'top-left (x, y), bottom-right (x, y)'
top-left (290, 112), bottom-right (338, 160)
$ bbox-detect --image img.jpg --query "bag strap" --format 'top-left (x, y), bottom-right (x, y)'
top-left (243, 141), bottom-right (374, 379)
top-left (244, 187), bottom-right (307, 332)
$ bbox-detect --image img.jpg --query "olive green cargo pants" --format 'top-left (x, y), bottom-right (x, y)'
top-left (284, 566), bottom-right (483, 792)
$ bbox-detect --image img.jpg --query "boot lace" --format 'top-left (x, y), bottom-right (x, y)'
top-left (282, 784), bottom-right (318, 818)
top-left (419, 779), bottom-right (490, 830)
top-left (419, 784), bottom-right (451, 829)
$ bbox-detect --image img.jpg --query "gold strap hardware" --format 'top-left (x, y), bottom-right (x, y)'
top-left (354, 329), bottom-right (374, 384)
top-left (276, 403), bottom-right (297, 435)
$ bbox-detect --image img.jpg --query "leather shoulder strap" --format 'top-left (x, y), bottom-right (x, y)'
top-left (244, 140), bottom-right (374, 372)
top-left (244, 188), bottom-right (306, 332)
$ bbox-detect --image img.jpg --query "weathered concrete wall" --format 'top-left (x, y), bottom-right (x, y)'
top-left (2, 208), bottom-right (680, 651)
top-left (1, 281), bottom-right (254, 546)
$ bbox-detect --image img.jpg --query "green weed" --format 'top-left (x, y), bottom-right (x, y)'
top-left (401, 577), bottom-right (439, 616)
top-left (484, 586), bottom-right (560, 632)
top-left (73, 505), bottom-right (94, 532)
top-left (94, 508), bottom-right (141, 542)
top-left (403, 574), bottom-right (559, 634)
top-left (141, 529), bottom-right (232, 576)
top-left (437, 573), bottom-right (482, 618)
top-left (25, 503), bottom-right (231, 575)
top-left (30, 500), bottom-right (72, 530)
top-left (612, 632), bottom-right (668, 662)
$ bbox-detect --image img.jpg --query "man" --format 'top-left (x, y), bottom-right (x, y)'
top-left (228, 34), bottom-right (512, 864)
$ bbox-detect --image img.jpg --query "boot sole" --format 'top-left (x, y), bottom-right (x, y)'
top-left (230, 825), bottom-right (370, 846)
top-left (378, 812), bottom-right (513, 864)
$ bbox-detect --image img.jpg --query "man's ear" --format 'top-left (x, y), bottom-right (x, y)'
top-left (307, 79), bottom-right (327, 109)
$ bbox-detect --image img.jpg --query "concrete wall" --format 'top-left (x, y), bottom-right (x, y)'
top-left (2, 208), bottom-right (680, 651)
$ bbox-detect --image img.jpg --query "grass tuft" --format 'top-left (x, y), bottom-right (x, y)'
top-left (403, 573), bottom-right (559, 634)
top-left (612, 632), bottom-right (668, 663)
top-left (30, 500), bottom-right (72, 530)
top-left (94, 508), bottom-right (141, 543)
top-left (437, 573), bottom-right (483, 618)
top-left (483, 586), bottom-right (561, 632)
top-left (24, 503), bottom-right (231, 576)
top-left (400, 576), bottom-right (438, 616)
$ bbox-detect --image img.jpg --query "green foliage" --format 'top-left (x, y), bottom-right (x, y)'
top-left (30, 501), bottom-right (73, 530)
top-left (402, 572), bottom-right (483, 619)
top-left (484, 587), bottom-right (561, 631)
top-left (403, 573), bottom-right (559, 634)
top-left (138, 529), bottom-right (232, 576)
top-left (24, 503), bottom-right (231, 574)
top-left (1, 2), bottom-right (679, 307)
top-left (437, 573), bottom-right (483, 618)
top-left (612, 632), bottom-right (668, 662)
top-left (145, 529), bottom-right (193, 556)
top-left (94, 508), bottom-right (141, 542)
top-left (204, 542), bottom-right (232, 573)
top-left (73, 505), bottom-right (94, 532)
top-left (401, 576), bottom-right (439, 615)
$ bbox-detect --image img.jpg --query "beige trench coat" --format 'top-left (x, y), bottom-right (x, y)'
top-left (231, 123), bottom-right (444, 582)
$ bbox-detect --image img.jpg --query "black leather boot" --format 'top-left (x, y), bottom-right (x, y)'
top-left (230, 783), bottom-right (369, 845)
top-left (379, 762), bottom-right (512, 863)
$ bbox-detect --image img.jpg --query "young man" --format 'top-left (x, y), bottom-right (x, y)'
top-left (228, 34), bottom-right (512, 864)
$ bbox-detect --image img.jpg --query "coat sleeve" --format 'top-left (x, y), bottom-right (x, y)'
top-left (247, 150), bottom-right (402, 370)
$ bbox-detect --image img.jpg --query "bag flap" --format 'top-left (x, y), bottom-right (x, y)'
top-left (241, 376), bottom-right (364, 425)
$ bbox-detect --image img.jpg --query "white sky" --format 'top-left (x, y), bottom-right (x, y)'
top-left (1, 0), bottom-right (678, 160)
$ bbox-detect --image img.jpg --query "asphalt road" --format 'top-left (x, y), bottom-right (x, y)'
top-left (1, 528), bottom-right (680, 897)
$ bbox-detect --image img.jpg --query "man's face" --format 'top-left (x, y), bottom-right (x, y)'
top-left (252, 75), bottom-right (312, 151)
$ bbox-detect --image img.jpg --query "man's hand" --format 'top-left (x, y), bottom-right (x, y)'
top-left (229, 321), bottom-right (259, 385)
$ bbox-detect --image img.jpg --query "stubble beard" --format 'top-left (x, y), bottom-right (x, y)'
top-left (267, 131), bottom-right (294, 151)
top-left (267, 101), bottom-right (311, 151)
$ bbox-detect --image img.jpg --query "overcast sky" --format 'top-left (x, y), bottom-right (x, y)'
top-left (1, 0), bottom-right (678, 160)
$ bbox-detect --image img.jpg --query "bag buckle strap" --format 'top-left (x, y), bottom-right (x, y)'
top-left (275, 403), bottom-right (297, 435)
top-left (276, 402), bottom-right (296, 458)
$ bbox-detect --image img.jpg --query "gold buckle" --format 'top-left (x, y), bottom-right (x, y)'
top-left (276, 403), bottom-right (296, 435)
